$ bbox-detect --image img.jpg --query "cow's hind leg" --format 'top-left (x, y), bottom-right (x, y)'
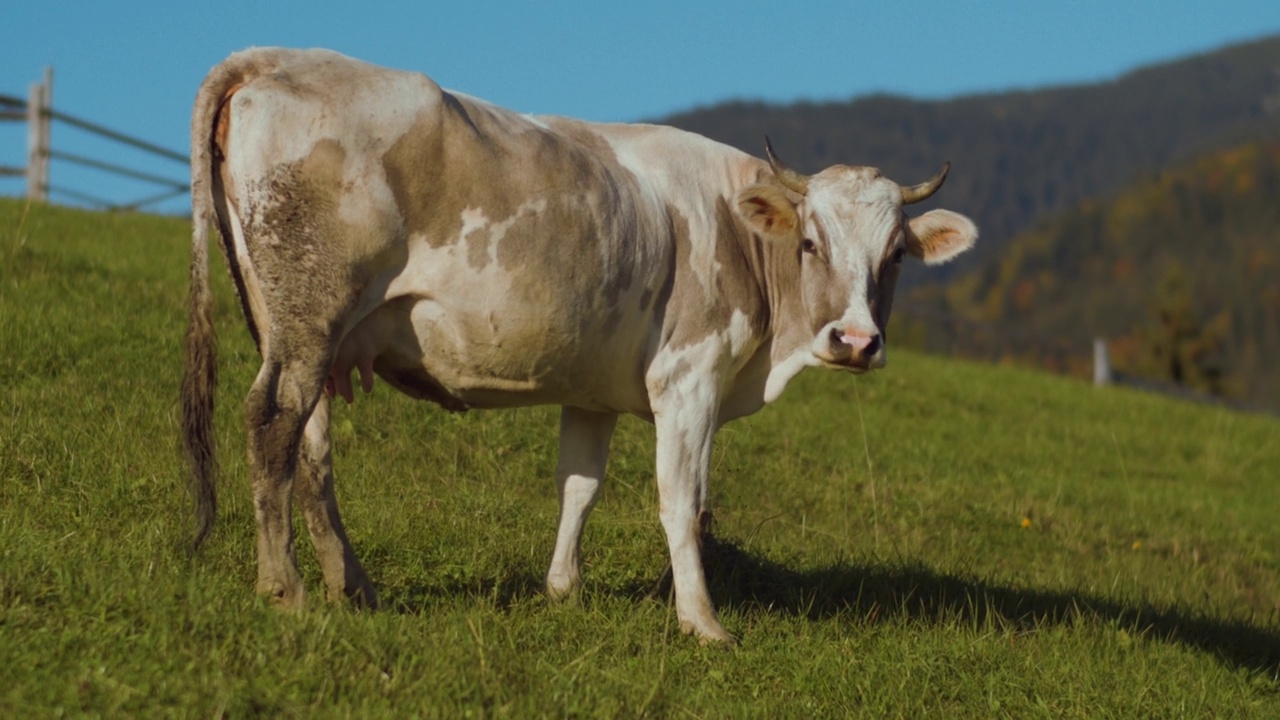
top-left (245, 353), bottom-right (330, 607)
top-left (546, 407), bottom-right (618, 601)
top-left (294, 395), bottom-right (379, 607)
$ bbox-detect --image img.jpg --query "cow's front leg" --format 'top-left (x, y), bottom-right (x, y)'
top-left (546, 407), bottom-right (618, 601)
top-left (293, 395), bottom-right (379, 607)
top-left (653, 401), bottom-right (734, 644)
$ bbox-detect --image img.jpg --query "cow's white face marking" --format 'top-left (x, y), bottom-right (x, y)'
top-left (799, 169), bottom-right (902, 370)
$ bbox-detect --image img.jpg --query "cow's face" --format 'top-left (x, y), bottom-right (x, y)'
top-left (735, 143), bottom-right (976, 372)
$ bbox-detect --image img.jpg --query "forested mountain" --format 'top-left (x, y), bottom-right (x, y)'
top-left (899, 141), bottom-right (1280, 411)
top-left (659, 35), bottom-right (1280, 282)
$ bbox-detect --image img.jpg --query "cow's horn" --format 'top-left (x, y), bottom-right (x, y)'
top-left (900, 162), bottom-right (951, 204)
top-left (765, 136), bottom-right (810, 195)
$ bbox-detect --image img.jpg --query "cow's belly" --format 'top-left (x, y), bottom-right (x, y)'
top-left (334, 294), bottom-right (653, 415)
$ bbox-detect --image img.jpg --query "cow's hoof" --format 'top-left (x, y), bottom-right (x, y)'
top-left (544, 578), bottom-right (583, 604)
top-left (699, 632), bottom-right (739, 648)
top-left (681, 618), bottom-right (738, 646)
top-left (545, 569), bottom-right (584, 604)
top-left (259, 580), bottom-right (306, 610)
top-left (330, 576), bottom-right (379, 609)
top-left (350, 581), bottom-right (379, 610)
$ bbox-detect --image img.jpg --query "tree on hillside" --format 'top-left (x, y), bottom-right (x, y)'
top-left (1136, 263), bottom-right (1232, 397)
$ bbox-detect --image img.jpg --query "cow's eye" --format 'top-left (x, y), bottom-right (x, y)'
top-left (801, 239), bottom-right (818, 255)
top-left (891, 247), bottom-right (905, 264)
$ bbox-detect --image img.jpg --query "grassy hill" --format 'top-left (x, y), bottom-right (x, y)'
top-left (660, 35), bottom-right (1280, 283)
top-left (3, 198), bottom-right (1280, 716)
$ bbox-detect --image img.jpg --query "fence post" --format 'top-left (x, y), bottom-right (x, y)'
top-left (1093, 337), bottom-right (1112, 387)
top-left (26, 67), bottom-right (51, 201)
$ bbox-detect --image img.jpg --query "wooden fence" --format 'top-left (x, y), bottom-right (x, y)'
top-left (1, 68), bottom-right (189, 211)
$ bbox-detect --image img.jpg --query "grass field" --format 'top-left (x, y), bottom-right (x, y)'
top-left (2, 196), bottom-right (1280, 717)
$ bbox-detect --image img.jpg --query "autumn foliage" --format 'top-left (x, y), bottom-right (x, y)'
top-left (899, 142), bottom-right (1280, 409)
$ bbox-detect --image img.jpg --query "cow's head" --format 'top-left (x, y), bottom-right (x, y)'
top-left (735, 139), bottom-right (976, 372)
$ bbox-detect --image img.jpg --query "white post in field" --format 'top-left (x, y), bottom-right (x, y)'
top-left (1093, 337), bottom-right (1112, 387)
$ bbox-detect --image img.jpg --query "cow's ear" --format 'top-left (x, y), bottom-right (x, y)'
top-left (735, 183), bottom-right (800, 239)
top-left (905, 209), bottom-right (977, 265)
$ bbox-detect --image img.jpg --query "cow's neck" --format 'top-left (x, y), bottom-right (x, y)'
top-left (737, 212), bottom-right (815, 403)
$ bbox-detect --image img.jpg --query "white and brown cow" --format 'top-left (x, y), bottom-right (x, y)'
top-left (182, 47), bottom-right (976, 643)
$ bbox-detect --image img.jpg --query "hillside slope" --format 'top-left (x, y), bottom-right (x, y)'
top-left (4, 199), bottom-right (1280, 715)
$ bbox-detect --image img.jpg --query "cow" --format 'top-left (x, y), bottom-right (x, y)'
top-left (182, 47), bottom-right (976, 644)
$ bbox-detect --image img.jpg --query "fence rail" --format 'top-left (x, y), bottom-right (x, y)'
top-left (2, 67), bottom-right (189, 211)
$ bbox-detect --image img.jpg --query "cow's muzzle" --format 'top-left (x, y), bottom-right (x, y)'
top-left (815, 326), bottom-right (885, 372)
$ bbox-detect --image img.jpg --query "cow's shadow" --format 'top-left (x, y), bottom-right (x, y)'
top-left (386, 534), bottom-right (1280, 674)
top-left (692, 534), bottom-right (1280, 674)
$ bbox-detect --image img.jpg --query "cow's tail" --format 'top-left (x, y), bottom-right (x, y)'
top-left (183, 49), bottom-right (290, 551)
top-left (183, 99), bottom-right (219, 550)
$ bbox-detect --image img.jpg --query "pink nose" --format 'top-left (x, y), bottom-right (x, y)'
top-left (839, 331), bottom-right (876, 352)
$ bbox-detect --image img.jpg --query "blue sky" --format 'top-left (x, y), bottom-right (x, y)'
top-left (3, 0), bottom-right (1280, 213)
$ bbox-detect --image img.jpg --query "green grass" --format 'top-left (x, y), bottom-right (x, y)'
top-left (2, 197), bottom-right (1279, 717)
